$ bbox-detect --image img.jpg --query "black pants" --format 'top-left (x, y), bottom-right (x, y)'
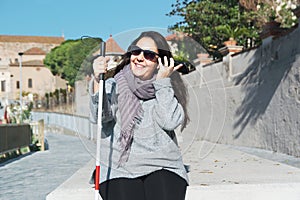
top-left (100, 169), bottom-right (187, 200)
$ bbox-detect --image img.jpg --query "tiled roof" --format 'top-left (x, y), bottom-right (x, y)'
top-left (9, 60), bottom-right (44, 67)
top-left (105, 35), bottom-right (125, 55)
top-left (0, 35), bottom-right (64, 44)
top-left (165, 34), bottom-right (177, 41)
top-left (24, 47), bottom-right (46, 55)
top-left (165, 33), bottom-right (187, 41)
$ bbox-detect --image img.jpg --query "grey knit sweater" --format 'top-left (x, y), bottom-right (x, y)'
top-left (89, 76), bottom-right (188, 184)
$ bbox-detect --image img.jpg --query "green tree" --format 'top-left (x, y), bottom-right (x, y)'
top-left (44, 40), bottom-right (75, 76)
top-left (168, 0), bottom-right (260, 59)
top-left (44, 37), bottom-right (102, 86)
top-left (68, 37), bottom-right (102, 84)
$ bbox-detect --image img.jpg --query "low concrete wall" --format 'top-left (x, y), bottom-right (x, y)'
top-left (31, 111), bottom-right (96, 140)
top-left (0, 124), bottom-right (31, 153)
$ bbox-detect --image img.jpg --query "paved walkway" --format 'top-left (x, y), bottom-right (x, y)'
top-left (2, 130), bottom-right (300, 200)
top-left (47, 132), bottom-right (300, 200)
top-left (0, 131), bottom-right (96, 200)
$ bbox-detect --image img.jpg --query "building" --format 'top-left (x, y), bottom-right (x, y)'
top-left (0, 35), bottom-right (65, 102)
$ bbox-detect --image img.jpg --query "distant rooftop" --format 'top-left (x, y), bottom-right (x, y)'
top-left (105, 35), bottom-right (125, 55)
top-left (23, 47), bottom-right (46, 55)
top-left (0, 35), bottom-right (65, 44)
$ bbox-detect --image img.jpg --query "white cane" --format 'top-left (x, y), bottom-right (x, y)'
top-left (95, 41), bottom-right (105, 200)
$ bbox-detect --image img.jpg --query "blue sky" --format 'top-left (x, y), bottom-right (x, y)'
top-left (0, 0), bottom-right (182, 45)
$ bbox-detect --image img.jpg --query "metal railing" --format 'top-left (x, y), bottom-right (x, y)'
top-left (0, 124), bottom-right (31, 154)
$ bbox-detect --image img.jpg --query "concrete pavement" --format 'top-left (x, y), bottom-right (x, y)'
top-left (46, 135), bottom-right (300, 200)
top-left (1, 128), bottom-right (300, 200)
top-left (0, 131), bottom-right (95, 200)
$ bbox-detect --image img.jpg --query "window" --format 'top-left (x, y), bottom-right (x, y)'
top-left (16, 81), bottom-right (20, 89)
top-left (28, 78), bottom-right (32, 88)
top-left (1, 80), bottom-right (5, 92)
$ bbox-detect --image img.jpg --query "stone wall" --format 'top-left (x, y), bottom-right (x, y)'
top-left (0, 42), bottom-right (58, 66)
top-left (182, 24), bottom-right (300, 157)
top-left (8, 66), bottom-right (56, 97)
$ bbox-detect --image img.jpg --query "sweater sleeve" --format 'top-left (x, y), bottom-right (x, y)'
top-left (152, 77), bottom-right (184, 131)
top-left (89, 76), bottom-right (115, 124)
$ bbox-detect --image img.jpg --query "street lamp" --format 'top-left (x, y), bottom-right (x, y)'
top-left (18, 52), bottom-right (23, 123)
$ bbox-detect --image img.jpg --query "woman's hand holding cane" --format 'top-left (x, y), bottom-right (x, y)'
top-left (93, 56), bottom-right (110, 93)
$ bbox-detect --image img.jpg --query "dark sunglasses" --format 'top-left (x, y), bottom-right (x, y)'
top-left (129, 46), bottom-right (159, 62)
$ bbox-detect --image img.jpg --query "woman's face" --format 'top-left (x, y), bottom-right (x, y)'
top-left (130, 37), bottom-right (159, 80)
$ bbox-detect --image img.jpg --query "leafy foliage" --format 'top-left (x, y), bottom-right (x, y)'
top-left (247, 0), bottom-right (299, 28)
top-left (215, 24), bottom-right (249, 40)
top-left (44, 40), bottom-right (75, 76)
top-left (44, 37), bottom-right (102, 86)
top-left (168, 0), bottom-right (260, 58)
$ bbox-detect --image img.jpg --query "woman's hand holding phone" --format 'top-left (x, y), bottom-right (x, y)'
top-left (156, 56), bottom-right (183, 80)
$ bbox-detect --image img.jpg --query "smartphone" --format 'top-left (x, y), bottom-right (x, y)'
top-left (174, 60), bottom-right (190, 74)
top-left (160, 55), bottom-right (190, 74)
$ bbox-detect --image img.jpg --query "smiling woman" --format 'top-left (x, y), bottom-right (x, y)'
top-left (89, 31), bottom-right (189, 200)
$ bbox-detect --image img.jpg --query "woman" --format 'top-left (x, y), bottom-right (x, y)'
top-left (90, 31), bottom-right (189, 200)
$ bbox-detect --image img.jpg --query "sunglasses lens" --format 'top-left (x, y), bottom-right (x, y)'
top-left (144, 51), bottom-right (157, 61)
top-left (131, 49), bottom-right (142, 56)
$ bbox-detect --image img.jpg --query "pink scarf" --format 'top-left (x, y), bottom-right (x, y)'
top-left (114, 64), bottom-right (156, 165)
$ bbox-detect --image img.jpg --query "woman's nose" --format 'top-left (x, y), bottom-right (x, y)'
top-left (137, 51), bottom-right (145, 61)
